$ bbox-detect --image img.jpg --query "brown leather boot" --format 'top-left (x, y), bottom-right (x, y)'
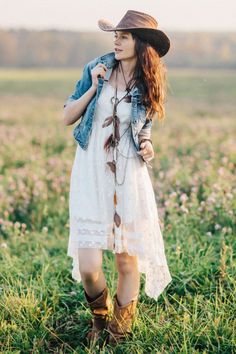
top-left (84, 286), bottom-right (112, 345)
top-left (107, 293), bottom-right (138, 346)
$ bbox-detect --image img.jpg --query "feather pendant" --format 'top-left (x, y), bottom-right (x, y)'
top-left (114, 117), bottom-right (120, 141)
top-left (104, 133), bottom-right (114, 152)
top-left (102, 115), bottom-right (113, 128)
top-left (114, 211), bottom-right (121, 227)
top-left (107, 161), bottom-right (116, 173)
top-left (114, 191), bottom-right (117, 206)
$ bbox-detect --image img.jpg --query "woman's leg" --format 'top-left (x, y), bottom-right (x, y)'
top-left (115, 252), bottom-right (140, 306)
top-left (78, 248), bottom-right (107, 298)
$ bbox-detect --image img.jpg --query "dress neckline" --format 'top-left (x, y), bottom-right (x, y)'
top-left (106, 82), bottom-right (127, 93)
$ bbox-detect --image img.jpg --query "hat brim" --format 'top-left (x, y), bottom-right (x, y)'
top-left (98, 19), bottom-right (116, 32)
top-left (98, 19), bottom-right (170, 57)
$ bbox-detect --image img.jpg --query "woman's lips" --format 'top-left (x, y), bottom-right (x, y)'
top-left (115, 49), bottom-right (123, 52)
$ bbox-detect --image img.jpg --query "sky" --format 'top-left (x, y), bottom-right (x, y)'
top-left (0, 0), bottom-right (235, 32)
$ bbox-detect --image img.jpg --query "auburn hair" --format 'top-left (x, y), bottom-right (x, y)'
top-left (114, 32), bottom-right (168, 122)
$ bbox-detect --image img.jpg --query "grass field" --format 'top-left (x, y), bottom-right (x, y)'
top-left (0, 67), bottom-right (236, 353)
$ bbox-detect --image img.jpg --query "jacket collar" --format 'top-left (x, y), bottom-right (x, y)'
top-left (100, 51), bottom-right (139, 95)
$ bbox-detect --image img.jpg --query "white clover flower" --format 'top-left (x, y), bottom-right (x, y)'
top-left (14, 222), bottom-right (21, 229)
top-left (215, 224), bottom-right (221, 230)
top-left (180, 205), bottom-right (189, 214)
top-left (0, 243), bottom-right (8, 248)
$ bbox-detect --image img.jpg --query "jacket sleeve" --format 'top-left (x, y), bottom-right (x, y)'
top-left (63, 60), bottom-right (93, 108)
top-left (138, 118), bottom-right (152, 144)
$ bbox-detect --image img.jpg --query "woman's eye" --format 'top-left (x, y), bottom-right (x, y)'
top-left (114, 35), bottom-right (127, 39)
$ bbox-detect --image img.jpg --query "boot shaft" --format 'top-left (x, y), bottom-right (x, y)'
top-left (107, 293), bottom-right (138, 344)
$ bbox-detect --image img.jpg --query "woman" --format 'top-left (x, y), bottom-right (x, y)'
top-left (63, 10), bottom-right (172, 346)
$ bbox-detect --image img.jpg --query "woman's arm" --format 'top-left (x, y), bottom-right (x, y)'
top-left (63, 86), bottom-right (97, 126)
top-left (63, 61), bottom-right (107, 126)
top-left (138, 118), bottom-right (152, 144)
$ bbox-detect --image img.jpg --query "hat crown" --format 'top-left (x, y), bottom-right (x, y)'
top-left (116, 10), bottom-right (158, 30)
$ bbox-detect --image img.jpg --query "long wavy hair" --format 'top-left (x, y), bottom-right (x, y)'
top-left (114, 32), bottom-right (168, 122)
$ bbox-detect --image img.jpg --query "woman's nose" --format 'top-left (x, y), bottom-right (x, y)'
top-left (114, 38), bottom-right (121, 46)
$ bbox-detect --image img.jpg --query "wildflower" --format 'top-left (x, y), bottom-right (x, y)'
top-left (164, 200), bottom-right (170, 207)
top-left (191, 186), bottom-right (198, 193)
top-left (217, 167), bottom-right (225, 176)
top-left (215, 224), bottom-right (221, 230)
top-left (180, 193), bottom-right (188, 203)
top-left (0, 242), bottom-right (8, 248)
top-left (212, 183), bottom-right (221, 191)
top-left (180, 205), bottom-right (189, 214)
top-left (169, 191), bottom-right (177, 198)
top-left (207, 195), bottom-right (216, 204)
top-left (176, 245), bottom-right (181, 256)
top-left (14, 222), bottom-right (21, 229)
top-left (221, 156), bottom-right (228, 164)
top-left (222, 227), bottom-right (227, 234)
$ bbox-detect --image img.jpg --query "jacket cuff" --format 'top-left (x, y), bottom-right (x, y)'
top-left (138, 119), bottom-right (152, 144)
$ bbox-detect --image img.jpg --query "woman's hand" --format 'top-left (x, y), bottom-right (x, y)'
top-left (91, 63), bottom-right (108, 89)
top-left (137, 140), bottom-right (154, 162)
top-left (138, 140), bottom-right (155, 161)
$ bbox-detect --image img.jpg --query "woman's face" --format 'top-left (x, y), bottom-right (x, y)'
top-left (113, 30), bottom-right (136, 61)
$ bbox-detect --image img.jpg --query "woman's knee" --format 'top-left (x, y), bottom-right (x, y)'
top-left (115, 252), bottom-right (138, 275)
top-left (78, 248), bottom-right (103, 278)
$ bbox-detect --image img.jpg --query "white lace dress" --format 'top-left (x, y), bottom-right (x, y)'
top-left (67, 81), bottom-right (172, 300)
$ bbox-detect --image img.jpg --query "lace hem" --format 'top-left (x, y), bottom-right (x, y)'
top-left (69, 215), bottom-right (167, 259)
top-left (67, 215), bottom-right (172, 300)
top-left (67, 238), bottom-right (172, 301)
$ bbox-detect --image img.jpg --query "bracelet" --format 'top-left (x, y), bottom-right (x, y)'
top-left (139, 138), bottom-right (153, 146)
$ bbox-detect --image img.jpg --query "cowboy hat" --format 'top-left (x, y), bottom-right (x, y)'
top-left (98, 10), bottom-right (170, 57)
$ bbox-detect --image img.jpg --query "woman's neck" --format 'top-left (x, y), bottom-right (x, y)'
top-left (118, 58), bottom-right (137, 80)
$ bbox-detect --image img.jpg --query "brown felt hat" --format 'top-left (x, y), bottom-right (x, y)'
top-left (98, 10), bottom-right (170, 57)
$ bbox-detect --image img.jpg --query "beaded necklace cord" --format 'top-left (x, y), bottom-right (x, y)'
top-left (101, 61), bottom-right (152, 230)
top-left (106, 62), bottom-right (136, 186)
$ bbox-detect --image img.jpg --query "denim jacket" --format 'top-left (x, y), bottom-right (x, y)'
top-left (64, 51), bottom-right (152, 152)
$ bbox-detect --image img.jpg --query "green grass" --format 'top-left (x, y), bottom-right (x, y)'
top-left (0, 68), bottom-right (235, 353)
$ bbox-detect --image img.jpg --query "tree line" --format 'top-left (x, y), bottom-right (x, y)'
top-left (0, 28), bottom-right (235, 68)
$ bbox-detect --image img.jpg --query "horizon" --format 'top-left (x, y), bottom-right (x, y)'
top-left (1, 27), bottom-right (235, 34)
